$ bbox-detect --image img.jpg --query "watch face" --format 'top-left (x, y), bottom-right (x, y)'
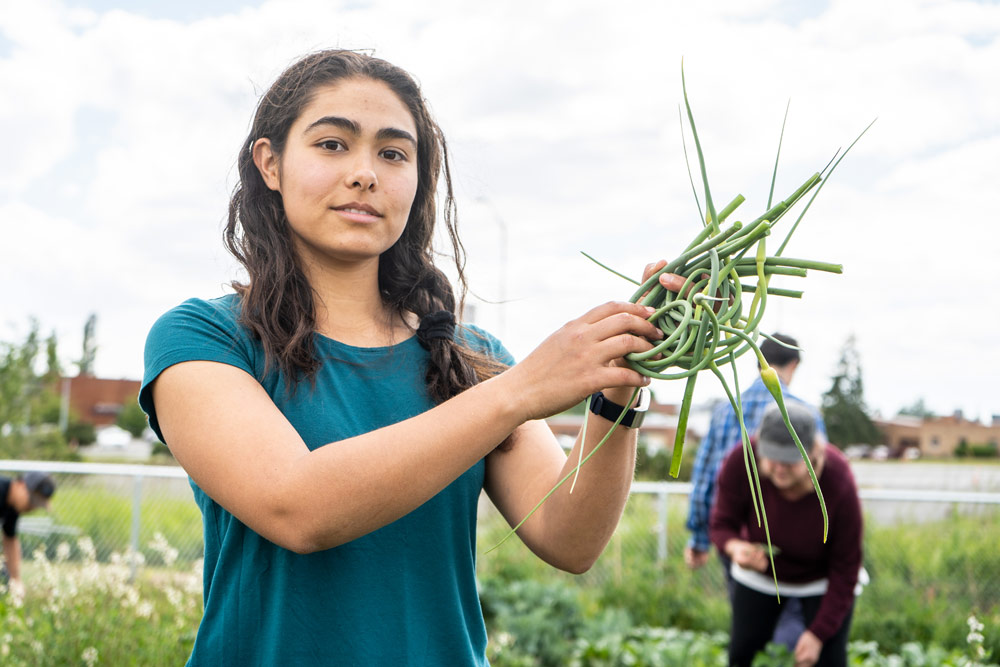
top-left (635, 388), bottom-right (651, 413)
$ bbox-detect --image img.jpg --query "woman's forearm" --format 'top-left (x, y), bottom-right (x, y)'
top-left (518, 412), bottom-right (639, 573)
top-left (261, 372), bottom-right (531, 552)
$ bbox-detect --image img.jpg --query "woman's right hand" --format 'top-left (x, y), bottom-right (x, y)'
top-left (500, 262), bottom-right (689, 423)
top-left (501, 300), bottom-right (662, 423)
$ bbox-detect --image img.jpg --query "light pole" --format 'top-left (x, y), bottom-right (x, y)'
top-left (475, 196), bottom-right (508, 341)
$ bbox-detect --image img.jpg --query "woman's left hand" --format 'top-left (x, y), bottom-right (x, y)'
top-left (646, 259), bottom-right (688, 296)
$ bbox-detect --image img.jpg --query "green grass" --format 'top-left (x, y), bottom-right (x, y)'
top-left (20, 484), bottom-right (203, 566)
top-left (479, 494), bottom-right (1000, 662)
top-left (9, 479), bottom-right (998, 664)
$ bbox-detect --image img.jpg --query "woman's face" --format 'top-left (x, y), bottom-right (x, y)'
top-left (254, 77), bottom-right (419, 271)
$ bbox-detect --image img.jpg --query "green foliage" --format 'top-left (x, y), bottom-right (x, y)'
top-left (822, 335), bottom-right (881, 446)
top-left (481, 578), bottom-right (587, 666)
top-left (150, 440), bottom-right (174, 460)
top-left (0, 426), bottom-right (80, 461)
top-left (1, 537), bottom-right (200, 666)
top-left (592, 550), bottom-right (727, 632)
top-left (116, 396), bottom-right (149, 439)
top-left (19, 486), bottom-right (202, 566)
top-left (970, 442), bottom-right (999, 458)
top-left (951, 439), bottom-right (997, 458)
top-left (0, 322), bottom-right (77, 459)
top-left (65, 419), bottom-right (97, 446)
top-left (635, 446), bottom-right (673, 481)
top-left (480, 493), bottom-right (1000, 664)
top-left (897, 398), bottom-right (936, 419)
top-left (573, 627), bottom-right (729, 666)
top-left (77, 313), bottom-right (98, 377)
top-left (635, 439), bottom-right (698, 482)
top-left (854, 509), bottom-right (1000, 657)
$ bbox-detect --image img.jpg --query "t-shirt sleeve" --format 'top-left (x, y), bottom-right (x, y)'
top-left (458, 323), bottom-right (516, 367)
top-left (139, 297), bottom-right (258, 443)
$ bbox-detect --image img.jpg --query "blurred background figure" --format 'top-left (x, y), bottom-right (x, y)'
top-left (685, 333), bottom-right (827, 647)
top-left (1, 471), bottom-right (57, 594)
top-left (711, 403), bottom-right (863, 667)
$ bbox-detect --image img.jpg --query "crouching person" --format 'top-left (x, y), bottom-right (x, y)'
top-left (710, 403), bottom-right (863, 667)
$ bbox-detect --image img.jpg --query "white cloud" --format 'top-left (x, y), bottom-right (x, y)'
top-left (0, 0), bottom-right (998, 421)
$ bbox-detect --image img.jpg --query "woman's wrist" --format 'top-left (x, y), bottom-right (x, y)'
top-left (588, 389), bottom-right (649, 429)
top-left (598, 386), bottom-right (643, 408)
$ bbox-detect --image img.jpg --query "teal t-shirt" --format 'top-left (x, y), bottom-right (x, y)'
top-left (140, 295), bottom-right (511, 666)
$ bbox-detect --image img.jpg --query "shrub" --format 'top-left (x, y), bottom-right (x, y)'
top-left (0, 535), bottom-right (201, 665)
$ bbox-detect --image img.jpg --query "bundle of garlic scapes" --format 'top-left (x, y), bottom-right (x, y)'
top-left (492, 64), bottom-right (874, 579)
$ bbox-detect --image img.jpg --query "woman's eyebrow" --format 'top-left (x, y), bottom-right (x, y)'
top-left (376, 127), bottom-right (417, 146)
top-left (304, 115), bottom-right (415, 146)
top-left (304, 115), bottom-right (360, 135)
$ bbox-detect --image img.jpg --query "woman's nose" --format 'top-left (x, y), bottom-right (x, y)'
top-left (347, 157), bottom-right (378, 191)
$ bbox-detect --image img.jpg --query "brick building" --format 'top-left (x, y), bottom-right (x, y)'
top-left (876, 412), bottom-right (1000, 458)
top-left (60, 375), bottom-right (142, 427)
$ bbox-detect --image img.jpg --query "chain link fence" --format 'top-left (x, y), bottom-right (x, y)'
top-left (1, 461), bottom-right (202, 577)
top-left (3, 460), bottom-right (999, 623)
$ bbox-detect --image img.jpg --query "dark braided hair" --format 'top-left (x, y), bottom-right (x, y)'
top-left (225, 49), bottom-right (506, 401)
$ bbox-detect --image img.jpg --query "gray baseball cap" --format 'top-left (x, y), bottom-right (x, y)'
top-left (757, 402), bottom-right (816, 463)
top-left (23, 471), bottom-right (56, 509)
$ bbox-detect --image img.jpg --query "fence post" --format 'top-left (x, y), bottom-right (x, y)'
top-left (130, 474), bottom-right (143, 581)
top-left (657, 487), bottom-right (668, 565)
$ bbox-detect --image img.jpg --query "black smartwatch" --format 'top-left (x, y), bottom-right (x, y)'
top-left (588, 388), bottom-right (651, 428)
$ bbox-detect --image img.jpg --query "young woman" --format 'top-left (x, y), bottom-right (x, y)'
top-left (711, 403), bottom-right (864, 667)
top-left (140, 49), bottom-right (683, 665)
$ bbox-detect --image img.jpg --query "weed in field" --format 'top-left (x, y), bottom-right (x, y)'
top-left (0, 533), bottom-right (201, 665)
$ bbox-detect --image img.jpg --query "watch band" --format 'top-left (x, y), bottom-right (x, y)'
top-left (588, 388), bottom-right (650, 428)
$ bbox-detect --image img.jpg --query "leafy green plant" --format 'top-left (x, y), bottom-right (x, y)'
top-left (480, 578), bottom-right (587, 666)
top-left (116, 396), bottom-right (149, 439)
top-left (572, 627), bottom-right (728, 666)
top-left (1, 535), bottom-right (201, 666)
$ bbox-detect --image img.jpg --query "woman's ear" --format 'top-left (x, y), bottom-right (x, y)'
top-left (252, 138), bottom-right (281, 191)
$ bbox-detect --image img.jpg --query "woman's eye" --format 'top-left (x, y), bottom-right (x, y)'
top-left (380, 148), bottom-right (406, 162)
top-left (319, 140), bottom-right (345, 151)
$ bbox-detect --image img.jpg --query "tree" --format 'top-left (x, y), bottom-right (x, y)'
top-left (77, 313), bottom-right (98, 377)
top-left (821, 335), bottom-right (881, 448)
top-left (116, 396), bottom-right (149, 439)
top-left (897, 398), bottom-right (935, 419)
top-left (0, 322), bottom-right (78, 460)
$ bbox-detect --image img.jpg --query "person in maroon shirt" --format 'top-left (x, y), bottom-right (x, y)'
top-left (710, 403), bottom-right (863, 667)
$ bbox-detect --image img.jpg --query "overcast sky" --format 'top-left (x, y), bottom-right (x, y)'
top-left (1, 0), bottom-right (998, 423)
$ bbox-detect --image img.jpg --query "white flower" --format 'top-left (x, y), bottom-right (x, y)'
top-left (82, 646), bottom-right (99, 666)
top-left (137, 601), bottom-right (154, 619)
top-left (77, 536), bottom-right (97, 562)
top-left (149, 532), bottom-right (180, 567)
top-left (55, 542), bottom-right (71, 563)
